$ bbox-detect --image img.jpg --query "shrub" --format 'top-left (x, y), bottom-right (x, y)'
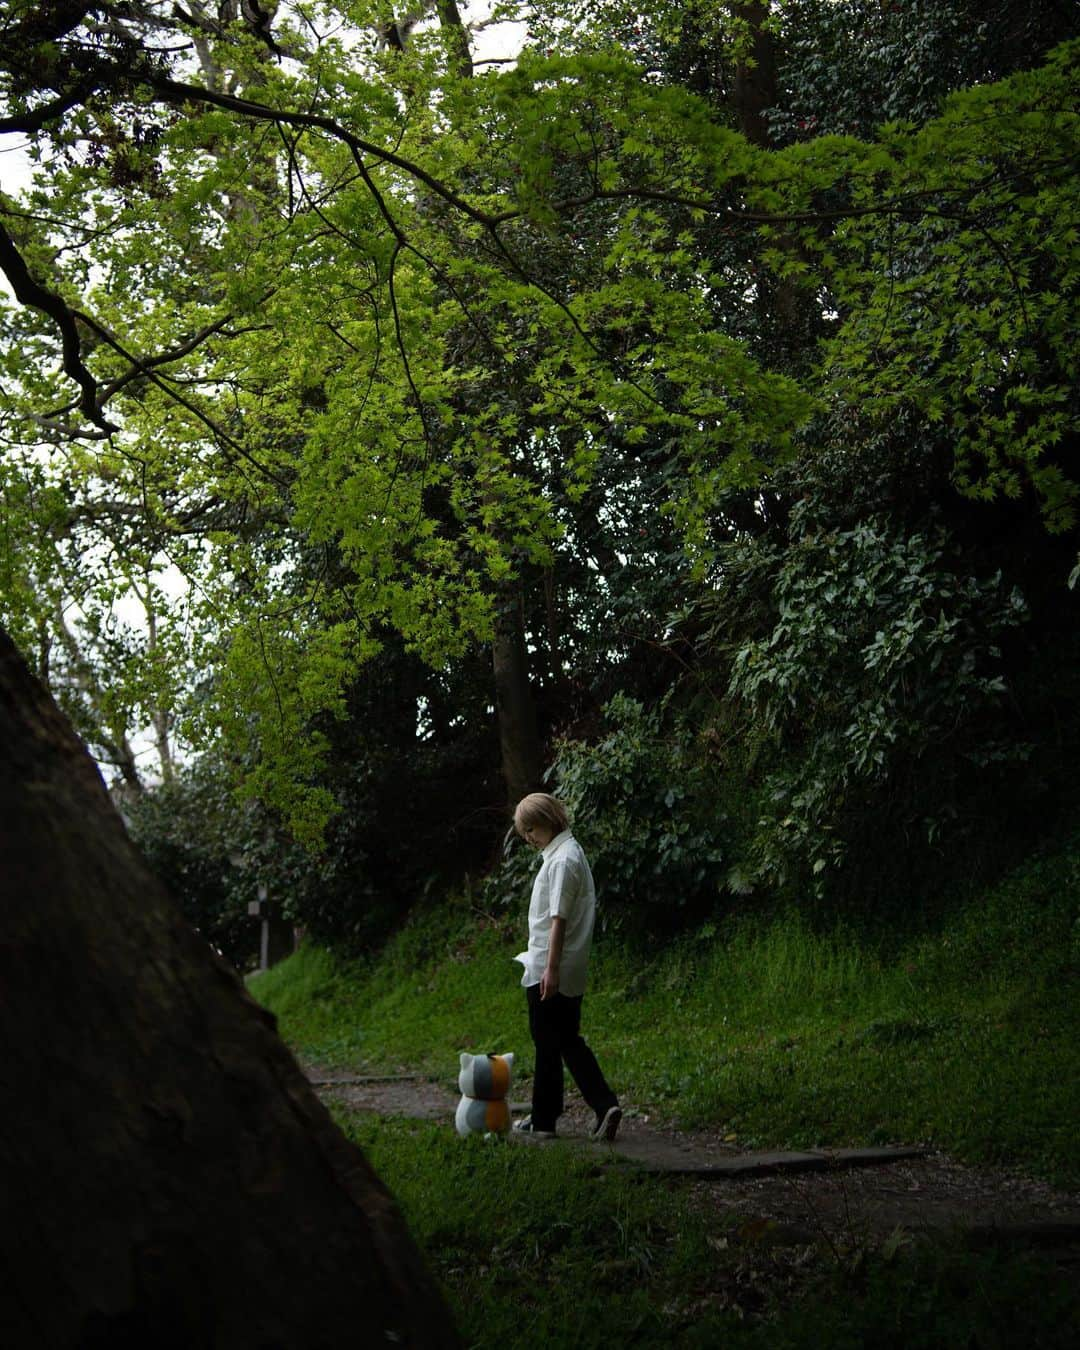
top-left (123, 760), bottom-right (277, 968)
top-left (725, 510), bottom-right (1030, 892)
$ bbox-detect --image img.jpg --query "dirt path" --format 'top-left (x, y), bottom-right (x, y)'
top-left (309, 1070), bottom-right (1080, 1250)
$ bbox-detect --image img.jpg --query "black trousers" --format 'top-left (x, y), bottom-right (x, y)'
top-left (526, 984), bottom-right (617, 1131)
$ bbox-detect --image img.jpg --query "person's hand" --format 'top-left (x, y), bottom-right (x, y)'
top-left (540, 966), bottom-right (560, 1000)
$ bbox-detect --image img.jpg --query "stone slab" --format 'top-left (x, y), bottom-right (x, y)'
top-left (307, 1074), bottom-right (421, 1087)
top-left (821, 1146), bottom-right (927, 1167)
top-left (504, 1117), bottom-right (928, 1176)
top-left (610, 1141), bottom-right (927, 1178)
top-left (625, 1148), bottom-right (829, 1177)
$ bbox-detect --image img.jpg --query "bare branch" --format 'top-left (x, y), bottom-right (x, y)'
top-left (0, 75), bottom-right (102, 135)
top-left (0, 220), bottom-right (118, 432)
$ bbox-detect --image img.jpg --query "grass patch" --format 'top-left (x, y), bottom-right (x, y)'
top-left (253, 836), bottom-right (1080, 1185)
top-left (336, 1111), bottom-right (1080, 1349)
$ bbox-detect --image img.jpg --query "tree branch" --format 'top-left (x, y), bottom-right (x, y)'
top-left (0, 75), bottom-right (102, 135)
top-left (97, 307), bottom-right (273, 403)
top-left (143, 72), bottom-right (499, 227)
top-left (71, 308), bottom-right (289, 485)
top-left (435, 0), bottom-right (474, 80)
top-left (0, 220), bottom-right (117, 432)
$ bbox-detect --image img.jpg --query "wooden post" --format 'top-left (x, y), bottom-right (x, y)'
top-left (248, 886), bottom-right (270, 971)
top-left (248, 885), bottom-right (293, 971)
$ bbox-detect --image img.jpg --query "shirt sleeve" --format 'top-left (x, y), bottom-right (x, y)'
top-left (547, 858), bottom-right (581, 921)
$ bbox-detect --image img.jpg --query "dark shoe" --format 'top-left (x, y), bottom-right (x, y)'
top-left (513, 1115), bottom-right (556, 1139)
top-left (592, 1105), bottom-right (622, 1142)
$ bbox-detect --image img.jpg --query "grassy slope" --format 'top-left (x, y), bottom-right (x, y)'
top-left (253, 833), bottom-right (1080, 1185)
top-left (251, 837), bottom-right (1080, 1348)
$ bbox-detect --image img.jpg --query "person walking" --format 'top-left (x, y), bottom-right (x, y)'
top-left (511, 792), bottom-right (621, 1142)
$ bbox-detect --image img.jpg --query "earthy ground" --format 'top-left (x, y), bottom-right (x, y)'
top-left (308, 1068), bottom-right (1080, 1254)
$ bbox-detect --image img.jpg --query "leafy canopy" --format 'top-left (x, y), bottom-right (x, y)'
top-left (0, 3), bottom-right (1076, 836)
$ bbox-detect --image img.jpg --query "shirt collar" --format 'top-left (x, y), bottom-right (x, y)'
top-left (541, 829), bottom-right (572, 860)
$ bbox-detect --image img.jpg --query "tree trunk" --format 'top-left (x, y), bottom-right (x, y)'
top-left (729, 1), bottom-right (809, 357)
top-left (0, 626), bottom-right (458, 1350)
top-left (730, 1), bottom-right (777, 149)
top-left (491, 587), bottom-right (542, 807)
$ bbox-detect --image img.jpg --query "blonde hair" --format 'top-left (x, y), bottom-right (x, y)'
top-left (513, 792), bottom-right (570, 838)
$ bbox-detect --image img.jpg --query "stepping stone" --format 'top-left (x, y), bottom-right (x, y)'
top-left (609, 1141), bottom-right (926, 1177)
top-left (307, 1074), bottom-right (421, 1087)
top-left (622, 1147), bottom-right (827, 1176)
top-left (505, 1124), bottom-right (926, 1176)
top-left (822, 1146), bottom-right (927, 1168)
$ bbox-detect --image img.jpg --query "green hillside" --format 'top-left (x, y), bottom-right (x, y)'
top-left (254, 832), bottom-right (1079, 1185)
top-left (251, 832), bottom-right (1080, 1347)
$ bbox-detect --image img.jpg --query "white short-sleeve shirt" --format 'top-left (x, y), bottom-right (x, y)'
top-left (513, 830), bottom-right (596, 997)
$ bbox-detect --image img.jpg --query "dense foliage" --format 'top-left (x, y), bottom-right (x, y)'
top-left (1, 1), bottom-right (1077, 951)
top-left (724, 507), bottom-right (1031, 888)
